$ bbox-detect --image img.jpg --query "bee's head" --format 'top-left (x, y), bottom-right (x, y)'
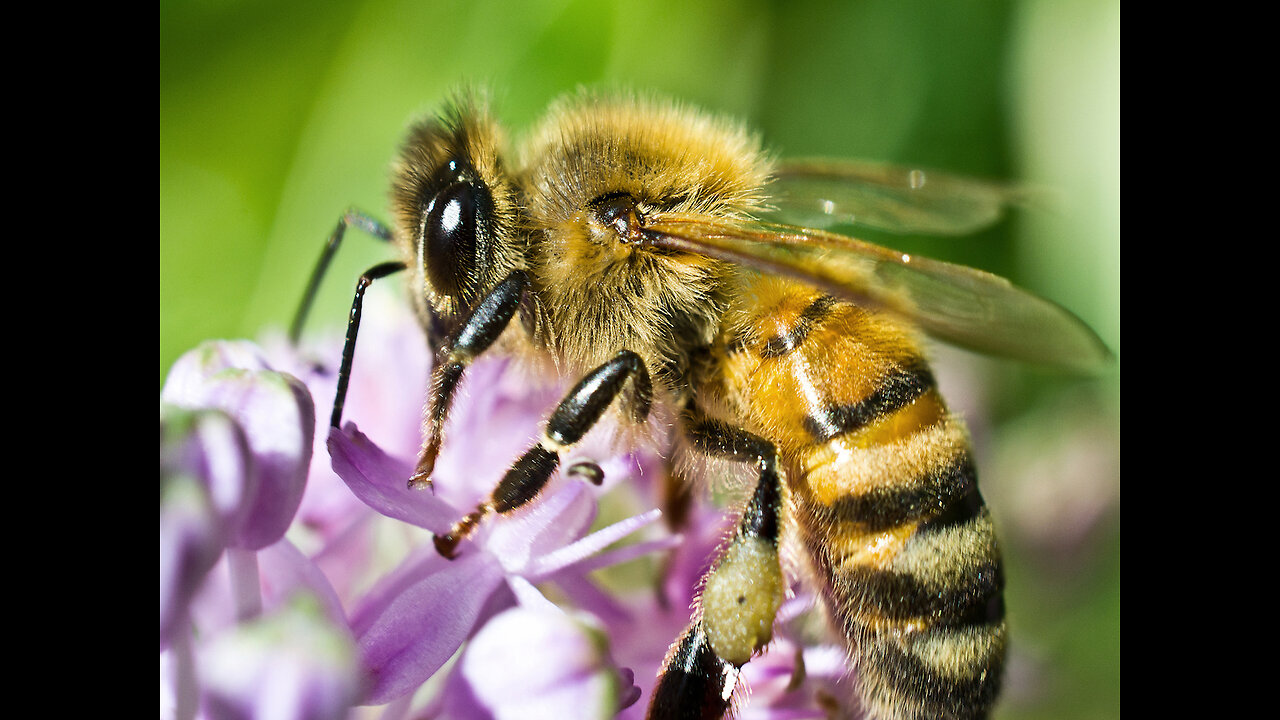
top-left (391, 94), bottom-right (521, 327)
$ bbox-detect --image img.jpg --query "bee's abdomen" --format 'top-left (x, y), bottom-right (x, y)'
top-left (820, 457), bottom-right (1007, 720)
top-left (721, 280), bottom-right (1006, 720)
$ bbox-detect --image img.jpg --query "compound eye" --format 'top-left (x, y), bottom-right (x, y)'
top-left (423, 179), bottom-right (484, 298)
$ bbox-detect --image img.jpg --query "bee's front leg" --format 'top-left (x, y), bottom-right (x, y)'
top-left (648, 411), bottom-right (786, 720)
top-left (431, 349), bottom-right (652, 558)
top-left (288, 209), bottom-right (406, 430)
top-left (329, 260), bottom-right (407, 429)
top-left (409, 269), bottom-right (530, 488)
top-left (290, 209), bottom-right (394, 346)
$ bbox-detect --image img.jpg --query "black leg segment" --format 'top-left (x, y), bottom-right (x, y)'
top-left (647, 622), bottom-right (736, 720)
top-left (410, 270), bottom-right (530, 488)
top-left (330, 261), bottom-right (407, 428)
top-left (547, 350), bottom-right (652, 447)
top-left (431, 349), bottom-right (652, 558)
top-left (682, 408), bottom-right (782, 544)
top-left (492, 446), bottom-right (561, 513)
top-left (290, 209), bottom-right (392, 344)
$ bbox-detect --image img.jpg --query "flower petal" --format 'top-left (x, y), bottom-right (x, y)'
top-left (428, 357), bottom-right (565, 510)
top-left (204, 370), bottom-right (315, 549)
top-left (356, 550), bottom-right (505, 705)
top-left (462, 607), bottom-right (620, 720)
top-left (161, 406), bottom-right (257, 532)
top-left (263, 296), bottom-right (432, 537)
top-left (159, 469), bottom-right (224, 649)
top-left (617, 667), bottom-right (642, 711)
top-left (160, 340), bottom-right (272, 407)
top-left (161, 407), bottom-right (258, 645)
top-left (328, 424), bottom-right (459, 533)
top-left (162, 342), bottom-right (316, 550)
top-left (347, 544), bottom-right (454, 637)
top-left (547, 574), bottom-right (632, 627)
top-left (557, 533), bottom-right (684, 580)
top-left (422, 664), bottom-right (493, 720)
top-left (258, 539), bottom-right (350, 632)
top-left (527, 508), bottom-right (666, 579)
top-left (485, 482), bottom-right (595, 572)
top-left (506, 575), bottom-right (561, 613)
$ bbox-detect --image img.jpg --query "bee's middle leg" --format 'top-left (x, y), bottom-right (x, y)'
top-left (431, 349), bottom-right (652, 558)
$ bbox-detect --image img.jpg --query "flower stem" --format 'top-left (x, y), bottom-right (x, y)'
top-left (170, 620), bottom-right (198, 720)
top-left (227, 548), bottom-right (262, 621)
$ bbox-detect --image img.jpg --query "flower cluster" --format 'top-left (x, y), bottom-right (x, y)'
top-left (159, 295), bottom-right (846, 719)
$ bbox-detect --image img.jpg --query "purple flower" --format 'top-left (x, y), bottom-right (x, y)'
top-left (260, 293), bottom-right (432, 540)
top-left (461, 607), bottom-right (639, 719)
top-left (161, 341), bottom-right (357, 720)
top-left (418, 607), bottom-right (641, 720)
top-left (161, 341), bottom-right (317, 649)
top-left (198, 595), bottom-right (360, 720)
top-left (329, 420), bottom-right (675, 706)
top-left (160, 537), bottom-right (359, 719)
top-left (160, 412), bottom-right (236, 648)
top-left (161, 341), bottom-right (314, 551)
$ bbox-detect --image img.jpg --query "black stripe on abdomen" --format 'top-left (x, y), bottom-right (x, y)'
top-left (854, 621), bottom-right (1005, 720)
top-left (803, 362), bottom-right (936, 443)
top-left (759, 294), bottom-right (838, 358)
top-left (838, 561), bottom-right (1005, 628)
top-left (816, 454), bottom-right (976, 532)
top-left (917, 481), bottom-right (987, 535)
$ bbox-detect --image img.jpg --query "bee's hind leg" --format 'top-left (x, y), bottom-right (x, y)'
top-left (648, 409), bottom-right (787, 720)
top-left (431, 349), bottom-right (652, 559)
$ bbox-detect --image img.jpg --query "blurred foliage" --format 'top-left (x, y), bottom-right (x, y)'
top-left (161, 1), bottom-right (1118, 718)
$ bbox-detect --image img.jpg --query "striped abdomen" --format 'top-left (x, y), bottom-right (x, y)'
top-left (717, 277), bottom-right (1006, 720)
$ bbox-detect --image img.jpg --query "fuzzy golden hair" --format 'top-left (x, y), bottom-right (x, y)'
top-left (516, 91), bottom-right (775, 386)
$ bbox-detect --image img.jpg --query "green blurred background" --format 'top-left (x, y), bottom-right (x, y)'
top-left (160, 1), bottom-right (1118, 718)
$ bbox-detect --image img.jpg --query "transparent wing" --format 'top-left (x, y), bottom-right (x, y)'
top-left (640, 213), bottom-right (1111, 372)
top-left (769, 159), bottom-right (1036, 235)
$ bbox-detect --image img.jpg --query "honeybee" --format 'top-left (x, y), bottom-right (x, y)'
top-left (295, 89), bottom-right (1110, 720)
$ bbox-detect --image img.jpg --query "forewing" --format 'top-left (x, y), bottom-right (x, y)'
top-left (642, 214), bottom-right (1110, 372)
top-left (769, 159), bottom-right (1033, 236)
